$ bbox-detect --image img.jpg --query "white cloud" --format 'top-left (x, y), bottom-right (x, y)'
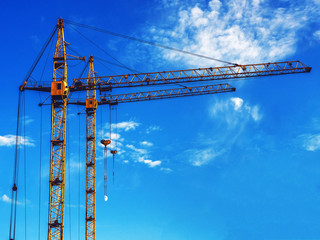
top-left (1, 194), bottom-right (23, 205)
top-left (157, 0), bottom-right (180, 8)
top-left (138, 156), bottom-right (162, 167)
top-left (313, 30), bottom-right (320, 41)
top-left (210, 97), bottom-right (262, 126)
top-left (187, 148), bottom-right (223, 166)
top-left (140, 141), bottom-right (153, 147)
top-left (104, 132), bottom-right (121, 141)
top-left (126, 144), bottom-right (148, 155)
top-left (146, 125), bottom-right (161, 134)
top-left (0, 135), bottom-right (34, 147)
top-left (22, 116), bottom-right (34, 125)
top-left (110, 121), bottom-right (140, 131)
top-left (125, 144), bottom-right (162, 168)
top-left (150, 0), bottom-right (319, 66)
top-left (1, 194), bottom-right (11, 203)
top-left (144, 160), bottom-right (162, 167)
top-left (301, 134), bottom-right (320, 151)
top-left (230, 97), bottom-right (243, 111)
top-left (160, 167), bottom-right (173, 173)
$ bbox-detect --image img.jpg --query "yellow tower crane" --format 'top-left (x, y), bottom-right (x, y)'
top-left (13, 17), bottom-right (312, 240)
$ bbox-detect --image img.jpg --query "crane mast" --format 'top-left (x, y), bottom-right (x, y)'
top-left (48, 18), bottom-right (68, 240)
top-left (85, 56), bottom-right (97, 240)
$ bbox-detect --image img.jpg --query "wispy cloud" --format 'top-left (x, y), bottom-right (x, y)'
top-left (126, 144), bottom-right (162, 168)
top-left (185, 148), bottom-right (224, 167)
top-left (210, 97), bottom-right (262, 127)
top-left (160, 167), bottom-right (173, 173)
top-left (22, 116), bottom-right (34, 125)
top-left (100, 120), bottom-right (166, 170)
top-left (148, 0), bottom-right (320, 66)
top-left (126, 144), bottom-right (148, 155)
top-left (140, 141), bottom-right (153, 147)
top-left (0, 135), bottom-right (34, 147)
top-left (146, 125), bottom-right (161, 134)
top-left (301, 134), bottom-right (320, 151)
top-left (313, 30), bottom-right (320, 41)
top-left (178, 97), bottom-right (262, 167)
top-left (110, 121), bottom-right (140, 131)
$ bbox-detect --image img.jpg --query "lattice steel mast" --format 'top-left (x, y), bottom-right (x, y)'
top-left (48, 18), bottom-right (68, 240)
top-left (85, 56), bottom-right (97, 240)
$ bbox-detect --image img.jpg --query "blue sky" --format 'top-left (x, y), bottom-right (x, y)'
top-left (1, 0), bottom-right (320, 239)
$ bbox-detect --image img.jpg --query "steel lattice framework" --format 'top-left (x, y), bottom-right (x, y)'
top-left (86, 56), bottom-right (97, 240)
top-left (48, 18), bottom-right (67, 240)
top-left (69, 83), bottom-right (236, 106)
top-left (70, 61), bottom-right (311, 91)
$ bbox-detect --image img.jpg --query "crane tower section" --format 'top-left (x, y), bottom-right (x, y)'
top-left (86, 56), bottom-right (97, 240)
top-left (48, 18), bottom-right (68, 240)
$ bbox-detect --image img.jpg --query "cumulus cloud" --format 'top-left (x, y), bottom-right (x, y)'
top-left (301, 134), bottom-right (320, 151)
top-left (150, 0), bottom-right (319, 66)
top-left (0, 135), bottom-right (34, 147)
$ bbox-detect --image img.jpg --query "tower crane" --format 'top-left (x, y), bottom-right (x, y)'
top-left (11, 18), bottom-right (312, 240)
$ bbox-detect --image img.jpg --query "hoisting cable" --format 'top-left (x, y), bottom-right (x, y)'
top-left (108, 105), bottom-right (117, 184)
top-left (40, 33), bottom-right (55, 84)
top-left (67, 25), bottom-right (140, 74)
top-left (67, 61), bottom-right (89, 104)
top-left (64, 20), bottom-right (238, 66)
top-left (95, 59), bottom-right (118, 75)
top-left (20, 25), bottom-right (57, 91)
top-left (38, 104), bottom-right (43, 240)
top-left (23, 92), bottom-right (27, 240)
top-left (67, 109), bottom-right (72, 240)
top-left (109, 104), bottom-right (112, 184)
top-left (65, 45), bottom-right (85, 60)
top-left (100, 138), bottom-right (111, 202)
top-left (9, 90), bottom-right (22, 240)
top-left (95, 56), bottom-right (138, 74)
top-left (109, 105), bottom-right (112, 143)
top-left (38, 33), bottom-right (55, 103)
top-left (113, 106), bottom-right (118, 184)
top-left (78, 113), bottom-right (81, 239)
